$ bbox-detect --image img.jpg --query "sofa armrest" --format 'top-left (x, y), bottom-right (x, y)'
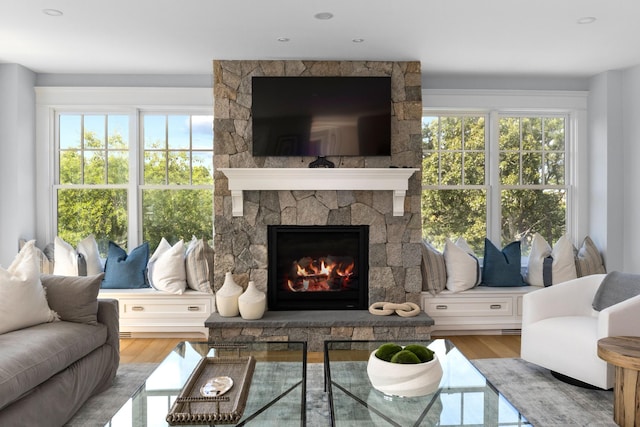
top-left (97, 299), bottom-right (120, 359)
top-left (598, 293), bottom-right (640, 338)
top-left (522, 274), bottom-right (606, 326)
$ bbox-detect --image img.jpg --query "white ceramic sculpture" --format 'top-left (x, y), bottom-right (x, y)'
top-left (238, 281), bottom-right (267, 320)
top-left (215, 272), bottom-right (242, 317)
top-left (367, 349), bottom-right (443, 397)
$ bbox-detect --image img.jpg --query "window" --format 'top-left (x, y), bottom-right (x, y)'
top-left (141, 114), bottom-right (214, 250)
top-left (498, 115), bottom-right (567, 252)
top-left (55, 111), bottom-right (213, 254)
top-left (57, 114), bottom-right (130, 252)
top-left (422, 111), bottom-right (570, 256)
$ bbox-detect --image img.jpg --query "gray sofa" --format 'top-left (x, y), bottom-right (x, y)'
top-left (0, 275), bottom-right (120, 427)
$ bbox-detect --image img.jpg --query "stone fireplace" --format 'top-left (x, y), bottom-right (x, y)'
top-left (212, 60), bottom-right (423, 311)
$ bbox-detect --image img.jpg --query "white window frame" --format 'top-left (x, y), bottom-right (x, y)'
top-left (35, 87), bottom-right (213, 248)
top-left (422, 89), bottom-right (589, 247)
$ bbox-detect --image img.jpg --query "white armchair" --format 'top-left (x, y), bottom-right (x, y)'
top-left (521, 273), bottom-right (640, 389)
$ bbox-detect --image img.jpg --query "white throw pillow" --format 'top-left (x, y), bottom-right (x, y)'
top-left (52, 235), bottom-right (103, 276)
top-left (0, 241), bottom-right (58, 334)
top-left (526, 233), bottom-right (577, 287)
top-left (77, 235), bottom-right (104, 275)
top-left (444, 237), bottom-right (481, 293)
top-left (148, 238), bottom-right (187, 294)
top-left (19, 239), bottom-right (54, 274)
top-left (53, 236), bottom-right (80, 275)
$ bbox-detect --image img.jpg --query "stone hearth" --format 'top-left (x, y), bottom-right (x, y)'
top-left (205, 310), bottom-right (434, 352)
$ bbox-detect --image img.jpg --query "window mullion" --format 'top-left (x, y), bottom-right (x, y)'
top-left (165, 115), bottom-right (170, 185)
top-left (487, 111), bottom-right (501, 244)
top-left (460, 117), bottom-right (465, 184)
top-left (104, 115), bottom-right (109, 184)
top-left (437, 118), bottom-right (442, 184)
top-left (129, 109), bottom-right (140, 249)
top-left (519, 118), bottom-right (523, 186)
top-left (80, 114), bottom-right (85, 184)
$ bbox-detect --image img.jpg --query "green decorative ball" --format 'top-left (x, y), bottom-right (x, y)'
top-left (403, 344), bottom-right (434, 363)
top-left (390, 349), bottom-right (422, 364)
top-left (375, 343), bottom-right (403, 362)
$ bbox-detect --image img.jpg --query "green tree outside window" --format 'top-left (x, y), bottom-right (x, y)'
top-left (57, 113), bottom-right (213, 256)
top-left (422, 114), bottom-right (567, 256)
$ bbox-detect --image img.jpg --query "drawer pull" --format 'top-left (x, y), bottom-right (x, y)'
top-left (187, 306), bottom-right (200, 312)
top-left (131, 306), bottom-right (144, 311)
top-left (436, 305), bottom-right (448, 310)
top-left (490, 304), bottom-right (502, 309)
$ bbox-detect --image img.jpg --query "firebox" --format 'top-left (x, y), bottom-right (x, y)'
top-left (267, 225), bottom-right (369, 310)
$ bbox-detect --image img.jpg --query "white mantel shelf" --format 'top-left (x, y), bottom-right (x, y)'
top-left (219, 168), bottom-right (419, 217)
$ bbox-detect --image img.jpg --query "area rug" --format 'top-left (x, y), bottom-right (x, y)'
top-left (65, 359), bottom-right (616, 426)
top-left (65, 363), bottom-right (157, 427)
top-left (472, 358), bottom-right (616, 427)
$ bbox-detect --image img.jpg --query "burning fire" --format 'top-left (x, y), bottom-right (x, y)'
top-left (285, 256), bottom-right (355, 292)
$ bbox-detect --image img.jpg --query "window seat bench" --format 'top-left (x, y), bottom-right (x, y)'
top-left (420, 286), bottom-right (539, 335)
top-left (98, 288), bottom-right (215, 339)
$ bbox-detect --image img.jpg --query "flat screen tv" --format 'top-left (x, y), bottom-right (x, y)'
top-left (251, 76), bottom-right (391, 157)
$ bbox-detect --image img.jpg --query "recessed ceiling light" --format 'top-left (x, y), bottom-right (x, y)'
top-left (277, 37), bottom-right (290, 42)
top-left (576, 16), bottom-right (596, 24)
top-left (314, 12), bottom-right (334, 20)
top-left (42, 9), bottom-right (63, 16)
top-left (352, 38), bottom-right (365, 43)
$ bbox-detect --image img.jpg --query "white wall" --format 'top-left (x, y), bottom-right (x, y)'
top-left (587, 71), bottom-right (624, 272)
top-left (0, 64), bottom-right (36, 266)
top-left (621, 65), bottom-right (640, 272)
top-left (35, 73), bottom-right (211, 88)
top-left (423, 73), bottom-right (589, 91)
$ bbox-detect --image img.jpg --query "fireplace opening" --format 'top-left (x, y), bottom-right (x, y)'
top-left (267, 225), bottom-right (369, 310)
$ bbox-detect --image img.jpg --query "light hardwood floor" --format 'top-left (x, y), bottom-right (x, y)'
top-left (120, 334), bottom-right (521, 364)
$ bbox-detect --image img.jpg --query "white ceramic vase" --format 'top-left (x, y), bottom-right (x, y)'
top-left (215, 272), bottom-right (242, 317)
top-left (367, 349), bottom-right (443, 397)
top-left (238, 281), bottom-right (267, 320)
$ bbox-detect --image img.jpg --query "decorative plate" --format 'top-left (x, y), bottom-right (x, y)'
top-left (199, 376), bottom-right (233, 397)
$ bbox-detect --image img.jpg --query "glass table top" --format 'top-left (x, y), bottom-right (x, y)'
top-left (324, 339), bottom-right (531, 427)
top-left (107, 341), bottom-right (307, 427)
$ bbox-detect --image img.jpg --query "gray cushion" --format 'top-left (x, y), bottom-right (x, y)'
top-left (0, 321), bottom-right (107, 410)
top-left (592, 271), bottom-right (640, 311)
top-left (41, 273), bottom-right (104, 325)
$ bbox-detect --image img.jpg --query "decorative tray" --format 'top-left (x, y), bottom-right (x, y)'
top-left (166, 355), bottom-right (256, 425)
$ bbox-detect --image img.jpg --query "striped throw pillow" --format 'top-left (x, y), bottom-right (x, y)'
top-left (185, 237), bottom-right (214, 293)
top-left (421, 240), bottom-right (447, 295)
top-left (575, 236), bottom-right (606, 277)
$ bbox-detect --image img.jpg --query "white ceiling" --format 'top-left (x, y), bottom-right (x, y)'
top-left (1, 0), bottom-right (639, 77)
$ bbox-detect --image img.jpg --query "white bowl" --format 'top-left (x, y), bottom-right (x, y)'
top-left (366, 348), bottom-right (443, 397)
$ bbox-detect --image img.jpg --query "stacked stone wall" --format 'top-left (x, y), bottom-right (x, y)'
top-left (212, 60), bottom-right (423, 308)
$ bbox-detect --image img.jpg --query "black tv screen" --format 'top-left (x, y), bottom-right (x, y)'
top-left (251, 76), bottom-right (391, 157)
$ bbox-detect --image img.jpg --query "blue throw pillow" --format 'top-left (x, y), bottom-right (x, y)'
top-left (481, 238), bottom-right (525, 287)
top-left (101, 241), bottom-right (150, 289)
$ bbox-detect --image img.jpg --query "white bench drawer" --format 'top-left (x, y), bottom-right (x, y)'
top-left (120, 298), bottom-right (213, 317)
top-left (425, 297), bottom-right (513, 317)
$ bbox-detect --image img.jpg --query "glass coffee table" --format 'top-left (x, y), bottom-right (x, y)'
top-left (108, 341), bottom-right (307, 426)
top-left (324, 339), bottom-right (531, 426)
